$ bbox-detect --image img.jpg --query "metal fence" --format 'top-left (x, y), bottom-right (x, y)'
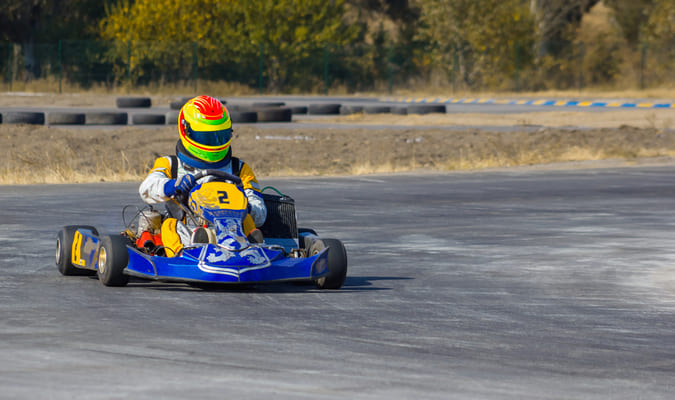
top-left (0, 39), bottom-right (673, 94)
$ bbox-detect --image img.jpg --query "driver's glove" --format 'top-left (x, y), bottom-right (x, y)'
top-left (164, 173), bottom-right (196, 197)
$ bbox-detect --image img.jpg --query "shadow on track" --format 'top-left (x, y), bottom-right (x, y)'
top-left (121, 275), bottom-right (411, 293)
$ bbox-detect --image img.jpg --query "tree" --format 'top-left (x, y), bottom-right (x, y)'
top-left (100, 0), bottom-right (360, 90)
top-left (0, 0), bottom-right (106, 79)
top-left (417, 0), bottom-right (535, 90)
top-left (529, 0), bottom-right (599, 57)
top-left (604, 0), bottom-right (656, 46)
top-left (642, 0), bottom-right (675, 46)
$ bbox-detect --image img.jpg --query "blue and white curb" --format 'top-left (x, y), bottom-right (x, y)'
top-left (386, 97), bottom-right (675, 109)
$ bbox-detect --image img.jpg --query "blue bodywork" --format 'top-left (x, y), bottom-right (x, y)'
top-left (125, 240), bottom-right (328, 284)
top-left (74, 223), bottom-right (328, 284)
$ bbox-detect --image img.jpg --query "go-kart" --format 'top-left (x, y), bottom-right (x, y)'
top-left (55, 170), bottom-right (347, 289)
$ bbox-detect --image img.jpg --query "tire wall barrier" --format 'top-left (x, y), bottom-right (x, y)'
top-left (2, 112), bottom-right (46, 125)
top-left (48, 112), bottom-right (86, 125)
top-left (308, 103), bottom-right (341, 115)
top-left (0, 100), bottom-right (453, 127)
top-left (116, 97), bottom-right (152, 108)
top-left (85, 112), bottom-right (128, 125)
top-left (256, 107), bottom-right (293, 122)
top-left (406, 104), bottom-right (446, 114)
top-left (230, 111), bottom-right (258, 123)
top-left (131, 113), bottom-right (166, 125)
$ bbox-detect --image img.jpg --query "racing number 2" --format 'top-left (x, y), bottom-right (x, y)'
top-left (217, 191), bottom-right (230, 204)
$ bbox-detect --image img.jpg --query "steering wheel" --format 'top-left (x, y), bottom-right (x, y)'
top-left (193, 169), bottom-right (243, 187)
top-left (170, 169), bottom-right (244, 220)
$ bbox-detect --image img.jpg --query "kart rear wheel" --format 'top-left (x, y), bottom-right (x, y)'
top-left (56, 225), bottom-right (98, 276)
top-left (97, 235), bottom-right (130, 287)
top-left (309, 239), bottom-right (348, 290)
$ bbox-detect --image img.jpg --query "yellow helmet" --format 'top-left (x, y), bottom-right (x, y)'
top-left (178, 95), bottom-right (233, 163)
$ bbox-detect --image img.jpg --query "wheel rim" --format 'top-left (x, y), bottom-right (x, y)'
top-left (310, 243), bottom-right (327, 286)
top-left (98, 247), bottom-right (107, 274)
top-left (55, 237), bottom-right (62, 264)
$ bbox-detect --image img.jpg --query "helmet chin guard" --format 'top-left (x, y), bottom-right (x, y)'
top-left (176, 140), bottom-right (231, 170)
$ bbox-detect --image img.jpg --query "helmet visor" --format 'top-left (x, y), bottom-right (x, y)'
top-left (186, 126), bottom-right (232, 147)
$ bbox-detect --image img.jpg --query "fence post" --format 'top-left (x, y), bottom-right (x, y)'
top-left (452, 44), bottom-right (458, 94)
top-left (258, 42), bottom-right (263, 95)
top-left (126, 41), bottom-right (131, 93)
top-left (515, 41), bottom-right (521, 92)
top-left (192, 42), bottom-right (198, 93)
top-left (578, 41), bottom-right (584, 92)
top-left (8, 44), bottom-right (13, 92)
top-left (58, 40), bottom-right (62, 94)
top-left (324, 44), bottom-right (329, 95)
top-left (388, 45), bottom-right (393, 95)
top-left (640, 43), bottom-right (646, 90)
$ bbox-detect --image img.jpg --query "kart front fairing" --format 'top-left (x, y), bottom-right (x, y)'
top-left (124, 241), bottom-right (329, 284)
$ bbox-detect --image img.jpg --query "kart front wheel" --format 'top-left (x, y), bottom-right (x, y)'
top-left (309, 238), bottom-right (348, 290)
top-left (56, 225), bottom-right (98, 276)
top-left (97, 235), bottom-right (130, 287)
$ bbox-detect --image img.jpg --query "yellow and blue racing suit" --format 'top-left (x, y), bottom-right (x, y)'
top-left (139, 155), bottom-right (267, 256)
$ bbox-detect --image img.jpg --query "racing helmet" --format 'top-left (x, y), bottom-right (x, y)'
top-left (178, 95), bottom-right (233, 164)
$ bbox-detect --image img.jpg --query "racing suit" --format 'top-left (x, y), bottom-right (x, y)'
top-left (139, 155), bottom-right (267, 255)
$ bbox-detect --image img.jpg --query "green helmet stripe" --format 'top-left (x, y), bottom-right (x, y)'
top-left (198, 115), bottom-right (230, 126)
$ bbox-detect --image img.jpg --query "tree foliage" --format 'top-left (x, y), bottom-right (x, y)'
top-left (529, 0), bottom-right (599, 56)
top-left (642, 0), bottom-right (675, 46)
top-left (418, 0), bottom-right (535, 90)
top-left (1, 0), bottom-right (673, 91)
top-left (0, 0), bottom-right (105, 79)
top-left (100, 0), bottom-right (360, 90)
top-left (0, 0), bottom-right (105, 42)
top-left (604, 0), bottom-right (656, 46)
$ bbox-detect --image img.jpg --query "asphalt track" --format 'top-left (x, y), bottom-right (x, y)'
top-left (1, 166), bottom-right (675, 399)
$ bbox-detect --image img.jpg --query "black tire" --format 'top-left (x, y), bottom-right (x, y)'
top-left (309, 238), bottom-right (348, 290)
top-left (131, 113), bottom-right (166, 125)
top-left (85, 112), bottom-right (128, 125)
top-left (364, 105), bottom-right (391, 114)
top-left (230, 111), bottom-right (258, 123)
top-left (169, 100), bottom-right (186, 110)
top-left (166, 111), bottom-right (179, 125)
top-left (407, 104), bottom-right (446, 114)
top-left (97, 235), bottom-right (130, 287)
top-left (256, 107), bottom-right (292, 122)
top-left (116, 97), bottom-right (151, 108)
top-left (2, 111), bottom-right (45, 125)
top-left (391, 106), bottom-right (408, 115)
top-left (252, 101), bottom-right (285, 108)
top-left (169, 96), bottom-right (193, 110)
top-left (289, 106), bottom-right (308, 115)
top-left (47, 112), bottom-right (86, 125)
top-left (339, 105), bottom-right (363, 115)
top-left (56, 225), bottom-right (99, 276)
top-left (308, 103), bottom-right (341, 115)
top-left (225, 104), bottom-right (245, 112)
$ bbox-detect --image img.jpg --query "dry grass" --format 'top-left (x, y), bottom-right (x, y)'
top-left (3, 123), bottom-right (675, 185)
top-left (3, 77), bottom-right (675, 102)
top-left (0, 78), bottom-right (256, 98)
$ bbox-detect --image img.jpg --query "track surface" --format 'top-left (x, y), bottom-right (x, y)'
top-left (1, 167), bottom-right (675, 399)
